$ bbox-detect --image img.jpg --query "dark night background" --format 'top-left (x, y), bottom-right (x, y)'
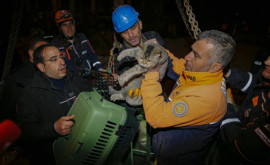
top-left (0, 1), bottom-right (269, 164)
top-left (0, 0), bottom-right (270, 84)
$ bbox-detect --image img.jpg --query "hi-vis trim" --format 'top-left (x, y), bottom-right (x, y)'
top-left (220, 118), bottom-right (240, 128)
top-left (82, 40), bottom-right (88, 43)
top-left (221, 78), bottom-right (226, 96)
top-left (93, 61), bottom-right (101, 67)
top-left (173, 102), bottom-right (188, 117)
top-left (59, 96), bottom-right (76, 104)
top-left (255, 128), bottom-right (270, 148)
top-left (241, 72), bottom-right (252, 92)
top-left (82, 50), bottom-right (87, 55)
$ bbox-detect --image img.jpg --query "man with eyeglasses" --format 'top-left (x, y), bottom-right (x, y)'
top-left (16, 44), bottom-right (92, 165)
top-left (51, 10), bottom-right (104, 80)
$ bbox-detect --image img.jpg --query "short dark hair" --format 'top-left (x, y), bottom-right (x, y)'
top-left (197, 30), bottom-right (236, 68)
top-left (28, 36), bottom-right (48, 51)
top-left (33, 43), bottom-right (57, 66)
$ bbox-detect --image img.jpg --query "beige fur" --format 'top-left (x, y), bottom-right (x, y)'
top-left (109, 41), bottom-right (168, 106)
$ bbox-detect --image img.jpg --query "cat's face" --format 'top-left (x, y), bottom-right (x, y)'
top-left (137, 45), bottom-right (165, 68)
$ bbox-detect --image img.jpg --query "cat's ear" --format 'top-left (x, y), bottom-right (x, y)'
top-left (117, 47), bottom-right (140, 61)
top-left (157, 53), bottom-right (161, 58)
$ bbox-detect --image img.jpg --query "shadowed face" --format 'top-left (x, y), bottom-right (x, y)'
top-left (60, 20), bottom-right (75, 38)
top-left (37, 46), bottom-right (67, 79)
top-left (120, 20), bottom-right (143, 47)
top-left (262, 56), bottom-right (270, 80)
top-left (28, 41), bottom-right (48, 63)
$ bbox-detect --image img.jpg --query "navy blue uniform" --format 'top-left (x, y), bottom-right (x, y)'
top-left (220, 69), bottom-right (270, 164)
top-left (52, 33), bottom-right (102, 78)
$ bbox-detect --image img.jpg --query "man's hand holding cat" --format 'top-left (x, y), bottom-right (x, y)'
top-left (147, 38), bottom-right (158, 45)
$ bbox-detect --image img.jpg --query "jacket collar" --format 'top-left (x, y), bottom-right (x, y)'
top-left (31, 71), bottom-right (71, 90)
top-left (182, 70), bottom-right (224, 86)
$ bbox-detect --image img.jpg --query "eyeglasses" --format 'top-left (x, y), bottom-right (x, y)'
top-left (44, 54), bottom-right (65, 62)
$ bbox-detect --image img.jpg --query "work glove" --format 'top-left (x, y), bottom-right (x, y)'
top-left (126, 88), bottom-right (142, 106)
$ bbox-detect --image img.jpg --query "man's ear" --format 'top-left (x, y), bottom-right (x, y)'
top-left (28, 49), bottom-right (34, 63)
top-left (138, 19), bottom-right (142, 30)
top-left (209, 63), bottom-right (222, 73)
top-left (37, 63), bottom-right (45, 73)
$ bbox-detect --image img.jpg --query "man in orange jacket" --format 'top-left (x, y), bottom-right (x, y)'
top-left (141, 30), bottom-right (236, 165)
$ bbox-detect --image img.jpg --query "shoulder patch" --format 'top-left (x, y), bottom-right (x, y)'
top-left (173, 102), bottom-right (188, 117)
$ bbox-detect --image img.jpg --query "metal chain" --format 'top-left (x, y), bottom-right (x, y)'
top-left (183, 0), bottom-right (201, 40)
top-left (175, 0), bottom-right (194, 40)
top-left (1, 0), bottom-right (24, 82)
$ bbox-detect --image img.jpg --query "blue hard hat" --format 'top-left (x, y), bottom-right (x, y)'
top-left (112, 5), bottom-right (139, 33)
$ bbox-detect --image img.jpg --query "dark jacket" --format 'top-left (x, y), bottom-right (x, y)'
top-left (52, 33), bottom-right (102, 78)
top-left (16, 71), bottom-right (92, 165)
top-left (220, 69), bottom-right (270, 164)
top-left (0, 60), bottom-right (37, 122)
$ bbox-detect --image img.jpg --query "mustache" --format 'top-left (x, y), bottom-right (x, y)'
top-left (58, 64), bottom-right (67, 71)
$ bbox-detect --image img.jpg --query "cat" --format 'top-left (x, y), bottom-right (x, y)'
top-left (109, 40), bottom-right (168, 106)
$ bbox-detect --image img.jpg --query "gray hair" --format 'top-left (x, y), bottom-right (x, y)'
top-left (197, 30), bottom-right (236, 68)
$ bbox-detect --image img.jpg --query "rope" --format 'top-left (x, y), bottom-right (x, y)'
top-left (1, 0), bottom-right (24, 82)
top-left (107, 33), bottom-right (121, 75)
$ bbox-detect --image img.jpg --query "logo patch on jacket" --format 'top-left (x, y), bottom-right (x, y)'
top-left (186, 75), bottom-right (196, 81)
top-left (255, 128), bottom-right (270, 147)
top-left (61, 51), bottom-right (66, 58)
top-left (173, 102), bottom-right (188, 117)
top-left (252, 96), bottom-right (259, 106)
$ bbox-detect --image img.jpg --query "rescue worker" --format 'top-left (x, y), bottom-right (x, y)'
top-left (112, 5), bottom-right (170, 75)
top-left (51, 10), bottom-right (103, 79)
top-left (0, 37), bottom-right (48, 122)
top-left (219, 57), bottom-right (270, 165)
top-left (16, 44), bottom-right (92, 165)
top-left (111, 4), bottom-right (178, 105)
top-left (141, 30), bottom-right (236, 165)
top-left (111, 5), bottom-right (176, 156)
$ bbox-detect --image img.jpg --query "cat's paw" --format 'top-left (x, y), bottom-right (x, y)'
top-left (110, 94), bottom-right (119, 101)
top-left (126, 95), bottom-right (142, 106)
top-left (110, 94), bottom-right (124, 102)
